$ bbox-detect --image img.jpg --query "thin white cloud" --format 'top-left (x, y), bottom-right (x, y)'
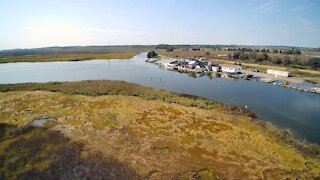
top-left (291, 3), bottom-right (313, 12)
top-left (297, 17), bottom-right (319, 32)
top-left (297, 17), bottom-right (312, 26)
top-left (86, 27), bottom-right (150, 36)
top-left (256, 2), bottom-right (274, 13)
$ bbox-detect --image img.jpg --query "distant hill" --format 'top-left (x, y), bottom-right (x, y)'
top-left (1, 45), bottom-right (319, 56)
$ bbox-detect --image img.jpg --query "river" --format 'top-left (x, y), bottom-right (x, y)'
top-left (0, 53), bottom-right (319, 143)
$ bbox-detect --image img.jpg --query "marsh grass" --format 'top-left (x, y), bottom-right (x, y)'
top-left (0, 80), bottom-right (255, 118)
top-left (0, 48), bottom-right (146, 63)
top-left (0, 123), bottom-right (140, 179)
top-left (254, 120), bottom-right (320, 158)
top-left (1, 80), bottom-right (320, 178)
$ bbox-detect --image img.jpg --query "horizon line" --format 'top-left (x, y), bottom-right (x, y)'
top-left (1, 44), bottom-right (319, 51)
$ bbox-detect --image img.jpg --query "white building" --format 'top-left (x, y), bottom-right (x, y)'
top-left (211, 65), bottom-right (220, 72)
top-left (194, 63), bottom-right (206, 72)
top-left (221, 64), bottom-right (241, 73)
top-left (267, 69), bottom-right (290, 77)
top-left (188, 61), bottom-right (198, 69)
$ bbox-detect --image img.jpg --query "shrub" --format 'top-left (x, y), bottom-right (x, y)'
top-left (282, 55), bottom-right (291, 65)
top-left (309, 57), bottom-right (320, 69)
top-left (271, 56), bottom-right (282, 64)
top-left (239, 52), bottom-right (249, 60)
top-left (255, 53), bottom-right (269, 62)
top-left (147, 51), bottom-right (158, 58)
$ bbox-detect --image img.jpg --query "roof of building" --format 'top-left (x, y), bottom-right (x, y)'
top-left (188, 61), bottom-right (197, 65)
top-left (198, 62), bottom-right (206, 68)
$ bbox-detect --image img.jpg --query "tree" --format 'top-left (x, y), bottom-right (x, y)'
top-left (293, 50), bottom-right (301, 55)
top-left (249, 52), bottom-right (257, 60)
top-left (260, 49), bottom-right (266, 53)
top-left (147, 51), bottom-right (158, 58)
top-left (292, 56), bottom-right (302, 65)
top-left (166, 47), bottom-right (174, 52)
top-left (282, 48), bottom-right (301, 55)
top-left (271, 56), bottom-right (282, 64)
top-left (255, 53), bottom-right (269, 62)
top-left (228, 52), bottom-right (240, 60)
top-left (282, 55), bottom-right (291, 65)
top-left (239, 52), bottom-right (249, 60)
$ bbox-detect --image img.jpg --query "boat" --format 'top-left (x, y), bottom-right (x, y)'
top-left (164, 63), bottom-right (178, 70)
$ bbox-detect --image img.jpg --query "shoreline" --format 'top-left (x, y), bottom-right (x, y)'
top-left (1, 53), bottom-right (319, 144)
top-left (1, 80), bottom-right (319, 178)
top-left (156, 54), bottom-right (320, 94)
top-left (0, 80), bottom-right (319, 147)
top-left (158, 50), bottom-right (320, 83)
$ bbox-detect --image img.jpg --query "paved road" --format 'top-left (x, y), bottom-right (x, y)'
top-left (242, 70), bottom-right (304, 83)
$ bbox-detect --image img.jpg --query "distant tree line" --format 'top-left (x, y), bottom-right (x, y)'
top-left (228, 51), bottom-right (320, 69)
top-left (155, 44), bottom-right (175, 52)
top-left (225, 48), bottom-right (301, 55)
top-left (228, 52), bottom-right (270, 63)
top-left (225, 48), bottom-right (267, 52)
top-left (280, 48), bottom-right (301, 55)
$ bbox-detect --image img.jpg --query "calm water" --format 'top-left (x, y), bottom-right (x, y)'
top-left (1, 53), bottom-right (320, 143)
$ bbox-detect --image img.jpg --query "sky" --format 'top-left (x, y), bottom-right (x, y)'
top-left (0, 0), bottom-right (319, 50)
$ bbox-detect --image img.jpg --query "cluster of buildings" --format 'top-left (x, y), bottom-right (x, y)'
top-left (154, 57), bottom-right (242, 74)
top-left (146, 56), bottom-right (320, 95)
top-left (147, 57), bottom-right (291, 78)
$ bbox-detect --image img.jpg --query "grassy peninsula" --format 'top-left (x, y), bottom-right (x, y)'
top-left (0, 80), bottom-right (319, 179)
top-left (0, 46), bottom-right (150, 63)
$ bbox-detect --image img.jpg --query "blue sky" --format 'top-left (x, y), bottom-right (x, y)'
top-left (0, 0), bottom-right (319, 49)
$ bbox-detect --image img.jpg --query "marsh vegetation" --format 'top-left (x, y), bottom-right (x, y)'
top-left (0, 80), bottom-right (319, 179)
top-left (0, 46), bottom-right (149, 63)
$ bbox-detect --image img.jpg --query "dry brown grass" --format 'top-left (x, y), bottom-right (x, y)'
top-left (0, 123), bottom-right (140, 179)
top-left (0, 48), bottom-right (147, 63)
top-left (302, 51), bottom-right (320, 57)
top-left (1, 91), bottom-right (319, 179)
